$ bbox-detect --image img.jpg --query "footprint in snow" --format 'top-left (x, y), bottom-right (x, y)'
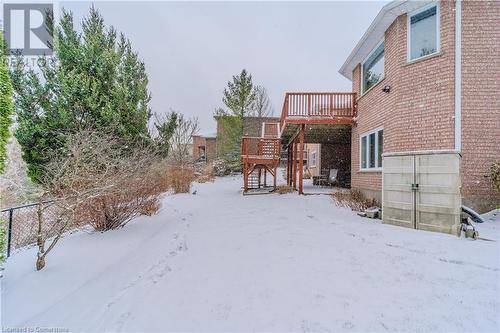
top-left (212, 303), bottom-right (231, 320)
top-left (113, 311), bottom-right (131, 331)
top-left (342, 321), bottom-right (355, 330)
top-left (177, 239), bottom-right (188, 252)
top-left (301, 320), bottom-right (332, 333)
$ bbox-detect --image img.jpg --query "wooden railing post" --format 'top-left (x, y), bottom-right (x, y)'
top-left (307, 94), bottom-right (311, 117)
top-left (292, 140), bottom-right (297, 190)
top-left (352, 93), bottom-right (357, 117)
top-left (298, 124), bottom-right (305, 195)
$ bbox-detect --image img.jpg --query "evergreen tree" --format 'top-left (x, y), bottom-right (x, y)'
top-left (0, 33), bottom-right (13, 174)
top-left (215, 69), bottom-right (256, 170)
top-left (0, 33), bottom-right (13, 264)
top-left (222, 69), bottom-right (255, 118)
top-left (154, 111), bottom-right (178, 158)
top-left (10, 7), bottom-right (152, 182)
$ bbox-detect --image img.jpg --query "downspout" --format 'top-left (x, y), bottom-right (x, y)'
top-left (455, 0), bottom-right (462, 152)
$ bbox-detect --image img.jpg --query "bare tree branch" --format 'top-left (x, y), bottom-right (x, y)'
top-left (169, 113), bottom-right (199, 166)
top-left (251, 85), bottom-right (273, 117)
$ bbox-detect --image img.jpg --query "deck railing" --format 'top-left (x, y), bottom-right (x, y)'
top-left (241, 137), bottom-right (281, 161)
top-left (280, 92), bottom-right (357, 129)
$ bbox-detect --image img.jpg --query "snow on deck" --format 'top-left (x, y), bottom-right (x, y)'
top-left (2, 176), bottom-right (499, 332)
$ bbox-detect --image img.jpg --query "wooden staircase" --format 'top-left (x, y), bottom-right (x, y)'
top-left (241, 137), bottom-right (281, 193)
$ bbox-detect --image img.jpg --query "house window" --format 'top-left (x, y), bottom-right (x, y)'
top-left (198, 145), bottom-right (206, 160)
top-left (310, 151), bottom-right (317, 167)
top-left (408, 4), bottom-right (439, 61)
top-left (360, 128), bottom-right (383, 170)
top-left (362, 40), bottom-right (384, 94)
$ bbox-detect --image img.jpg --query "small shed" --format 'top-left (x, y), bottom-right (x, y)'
top-left (382, 150), bottom-right (461, 235)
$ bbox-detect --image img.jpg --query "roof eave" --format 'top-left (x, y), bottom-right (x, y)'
top-left (339, 0), bottom-right (434, 81)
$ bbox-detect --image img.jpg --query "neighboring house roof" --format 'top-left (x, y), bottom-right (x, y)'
top-left (195, 132), bottom-right (217, 139)
top-left (338, 0), bottom-right (434, 81)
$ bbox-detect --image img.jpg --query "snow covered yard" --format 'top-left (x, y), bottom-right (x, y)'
top-left (2, 175), bottom-right (499, 332)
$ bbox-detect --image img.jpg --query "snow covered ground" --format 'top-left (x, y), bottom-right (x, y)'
top-left (2, 175), bottom-right (499, 332)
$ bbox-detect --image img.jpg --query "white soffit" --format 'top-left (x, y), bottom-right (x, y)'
top-left (339, 0), bottom-right (435, 81)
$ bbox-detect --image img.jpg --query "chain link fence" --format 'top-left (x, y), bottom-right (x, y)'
top-left (1, 201), bottom-right (60, 257)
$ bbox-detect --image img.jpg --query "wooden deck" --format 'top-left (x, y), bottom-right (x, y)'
top-left (280, 93), bottom-right (356, 194)
top-left (241, 137), bottom-right (281, 193)
top-left (280, 92), bottom-right (356, 144)
top-left (240, 92), bottom-right (356, 195)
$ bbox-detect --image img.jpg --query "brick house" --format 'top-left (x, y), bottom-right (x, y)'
top-left (192, 134), bottom-right (217, 162)
top-left (278, 0), bottom-right (498, 213)
top-left (193, 116), bottom-right (279, 163)
top-left (336, 0), bottom-right (499, 212)
top-left (216, 115), bottom-right (279, 154)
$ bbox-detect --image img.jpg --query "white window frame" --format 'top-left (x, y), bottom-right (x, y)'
top-left (360, 127), bottom-right (383, 171)
top-left (310, 151), bottom-right (317, 168)
top-left (360, 38), bottom-right (385, 95)
top-left (407, 2), bottom-right (440, 62)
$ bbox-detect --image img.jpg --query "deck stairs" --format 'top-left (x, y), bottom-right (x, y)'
top-left (241, 124), bottom-right (281, 193)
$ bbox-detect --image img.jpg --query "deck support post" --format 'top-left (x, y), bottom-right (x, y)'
top-left (257, 168), bottom-right (262, 188)
top-left (264, 168), bottom-right (267, 187)
top-left (298, 124), bottom-right (305, 194)
top-left (286, 146), bottom-right (290, 186)
top-left (273, 166), bottom-right (277, 189)
top-left (243, 161), bottom-right (248, 192)
top-left (292, 140), bottom-right (297, 190)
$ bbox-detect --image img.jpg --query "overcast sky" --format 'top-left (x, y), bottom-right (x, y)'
top-left (61, 1), bottom-right (388, 134)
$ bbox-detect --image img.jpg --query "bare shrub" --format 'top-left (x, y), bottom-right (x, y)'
top-left (82, 157), bottom-right (170, 232)
top-left (491, 162), bottom-right (500, 193)
top-left (169, 114), bottom-right (199, 166)
top-left (331, 190), bottom-right (379, 212)
top-left (34, 131), bottom-right (169, 270)
top-left (169, 166), bottom-right (195, 193)
top-left (196, 163), bottom-right (215, 183)
top-left (213, 159), bottom-right (230, 176)
top-left (275, 185), bottom-right (294, 194)
top-left (140, 200), bottom-right (161, 216)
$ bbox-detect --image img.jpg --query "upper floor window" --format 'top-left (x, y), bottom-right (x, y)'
top-left (408, 4), bottom-right (440, 61)
top-left (362, 40), bottom-right (384, 94)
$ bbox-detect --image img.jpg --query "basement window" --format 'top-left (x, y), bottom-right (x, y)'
top-left (408, 4), bottom-right (440, 61)
top-left (360, 128), bottom-right (383, 171)
top-left (361, 40), bottom-right (384, 94)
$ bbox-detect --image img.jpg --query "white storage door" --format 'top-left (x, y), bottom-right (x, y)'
top-left (382, 154), bottom-right (415, 229)
top-left (415, 154), bottom-right (461, 235)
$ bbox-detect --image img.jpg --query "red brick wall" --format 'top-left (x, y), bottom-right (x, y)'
top-left (461, 1), bottom-right (500, 211)
top-left (192, 136), bottom-right (204, 161)
top-left (205, 138), bottom-right (217, 162)
top-left (352, 1), bottom-right (456, 200)
top-left (351, 1), bottom-right (499, 211)
top-left (192, 136), bottom-right (217, 162)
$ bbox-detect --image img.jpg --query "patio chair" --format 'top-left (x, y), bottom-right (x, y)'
top-left (326, 169), bottom-right (339, 187)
